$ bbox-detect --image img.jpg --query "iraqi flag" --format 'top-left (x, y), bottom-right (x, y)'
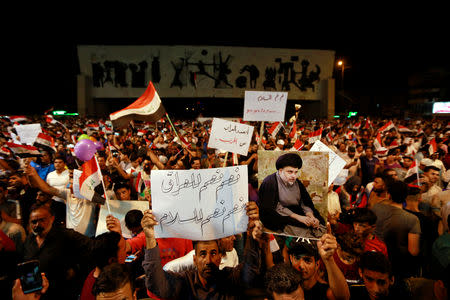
top-left (326, 132), bottom-right (334, 143)
top-left (110, 81), bottom-right (166, 129)
top-left (428, 138), bottom-right (438, 155)
top-left (289, 122), bottom-right (297, 139)
top-left (293, 139), bottom-right (304, 151)
top-left (363, 119), bottom-right (372, 129)
top-left (388, 139), bottom-right (399, 149)
top-left (373, 132), bottom-right (383, 150)
top-left (79, 157), bottom-right (106, 204)
top-left (268, 122), bottom-right (282, 138)
top-left (7, 116), bottom-right (28, 123)
top-left (5, 142), bottom-right (42, 158)
top-left (397, 125), bottom-right (412, 133)
top-left (352, 122), bottom-right (361, 130)
top-left (404, 159), bottom-right (420, 184)
top-left (45, 115), bottom-right (58, 125)
top-left (308, 128), bottom-right (323, 144)
top-left (379, 121), bottom-right (395, 132)
top-left (134, 171), bottom-right (146, 194)
top-left (345, 130), bottom-right (354, 140)
top-left (33, 132), bottom-right (56, 153)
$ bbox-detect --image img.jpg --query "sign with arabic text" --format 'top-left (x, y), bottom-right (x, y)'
top-left (151, 166), bottom-right (249, 240)
top-left (243, 91), bottom-right (288, 122)
top-left (207, 118), bottom-right (254, 156)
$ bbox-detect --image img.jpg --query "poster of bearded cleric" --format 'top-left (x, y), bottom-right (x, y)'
top-left (258, 151), bottom-right (329, 238)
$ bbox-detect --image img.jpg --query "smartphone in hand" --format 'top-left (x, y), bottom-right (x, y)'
top-left (17, 260), bottom-right (43, 294)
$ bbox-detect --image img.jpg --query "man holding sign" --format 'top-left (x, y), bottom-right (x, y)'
top-left (141, 202), bottom-right (264, 299)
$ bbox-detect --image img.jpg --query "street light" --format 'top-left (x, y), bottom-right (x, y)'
top-left (337, 60), bottom-right (345, 89)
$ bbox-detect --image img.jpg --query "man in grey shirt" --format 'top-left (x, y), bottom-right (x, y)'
top-left (372, 180), bottom-right (421, 279)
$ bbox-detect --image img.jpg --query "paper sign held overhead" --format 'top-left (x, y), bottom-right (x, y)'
top-left (309, 140), bottom-right (347, 187)
top-left (13, 123), bottom-right (42, 145)
top-left (243, 91), bottom-right (288, 122)
top-left (151, 166), bottom-right (249, 241)
top-left (207, 118), bottom-right (254, 156)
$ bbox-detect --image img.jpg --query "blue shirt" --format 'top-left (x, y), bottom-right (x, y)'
top-left (30, 161), bottom-right (55, 181)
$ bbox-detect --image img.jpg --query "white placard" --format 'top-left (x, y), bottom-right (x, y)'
top-left (96, 200), bottom-right (149, 238)
top-left (151, 166), bottom-right (249, 241)
top-left (309, 140), bottom-right (347, 187)
top-left (13, 124), bottom-right (42, 145)
top-left (207, 118), bottom-right (254, 156)
top-left (243, 91), bottom-right (288, 122)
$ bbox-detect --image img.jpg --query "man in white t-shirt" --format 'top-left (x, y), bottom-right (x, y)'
top-left (46, 155), bottom-right (70, 204)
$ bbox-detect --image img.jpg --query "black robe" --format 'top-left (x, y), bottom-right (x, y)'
top-left (258, 172), bottom-right (324, 231)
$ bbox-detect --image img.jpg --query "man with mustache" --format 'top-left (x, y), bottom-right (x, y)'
top-left (22, 204), bottom-right (94, 300)
top-left (141, 202), bottom-right (263, 299)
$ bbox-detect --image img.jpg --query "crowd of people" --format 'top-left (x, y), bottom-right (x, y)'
top-left (0, 113), bottom-right (449, 299)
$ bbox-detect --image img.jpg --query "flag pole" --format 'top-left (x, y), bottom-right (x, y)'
top-left (258, 121), bottom-right (264, 150)
top-left (223, 152), bottom-right (228, 167)
top-left (94, 155), bottom-right (111, 214)
top-left (415, 159), bottom-right (421, 186)
top-left (165, 113), bottom-right (181, 141)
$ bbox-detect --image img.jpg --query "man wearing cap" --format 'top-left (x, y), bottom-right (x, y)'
top-left (259, 153), bottom-right (325, 238)
top-left (275, 139), bottom-right (285, 151)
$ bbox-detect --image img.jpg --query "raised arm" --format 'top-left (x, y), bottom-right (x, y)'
top-left (24, 163), bottom-right (64, 199)
top-left (317, 224), bottom-right (350, 300)
top-left (141, 209), bottom-right (184, 298)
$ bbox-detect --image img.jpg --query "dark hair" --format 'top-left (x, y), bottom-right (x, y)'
top-left (192, 240), bottom-right (219, 255)
top-left (424, 165), bottom-right (440, 173)
top-left (53, 154), bottom-right (66, 164)
top-left (92, 263), bottom-right (134, 296)
top-left (275, 153), bottom-right (303, 170)
top-left (336, 231), bottom-right (365, 257)
top-left (352, 208), bottom-right (377, 225)
top-left (359, 251), bottom-right (392, 276)
top-left (265, 263), bottom-right (302, 296)
top-left (386, 180), bottom-right (408, 203)
top-left (93, 231), bottom-right (121, 269)
top-left (29, 202), bottom-right (53, 216)
top-left (125, 209), bottom-right (143, 230)
top-left (287, 241), bottom-right (319, 260)
top-left (114, 181), bottom-right (130, 192)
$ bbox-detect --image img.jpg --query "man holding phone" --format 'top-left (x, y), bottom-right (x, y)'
top-left (22, 203), bottom-right (94, 300)
top-left (12, 271), bottom-right (49, 300)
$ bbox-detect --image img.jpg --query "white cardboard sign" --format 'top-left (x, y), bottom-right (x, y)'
top-left (151, 166), bottom-right (249, 241)
top-left (243, 91), bottom-right (288, 122)
top-left (309, 140), bottom-right (347, 187)
top-left (207, 118), bottom-right (254, 156)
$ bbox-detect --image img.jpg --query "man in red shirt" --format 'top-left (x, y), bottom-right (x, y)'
top-left (352, 208), bottom-right (388, 257)
top-left (106, 214), bottom-right (192, 299)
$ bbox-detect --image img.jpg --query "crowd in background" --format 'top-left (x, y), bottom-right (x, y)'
top-left (0, 113), bottom-right (449, 299)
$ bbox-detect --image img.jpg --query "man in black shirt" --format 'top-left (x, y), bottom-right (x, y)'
top-left (22, 203), bottom-right (94, 300)
top-left (350, 251), bottom-right (410, 300)
top-left (286, 225), bottom-right (350, 300)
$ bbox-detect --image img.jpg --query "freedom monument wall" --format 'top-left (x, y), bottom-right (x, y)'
top-left (77, 45), bottom-right (335, 118)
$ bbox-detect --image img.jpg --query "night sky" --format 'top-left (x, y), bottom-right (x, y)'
top-left (4, 10), bottom-right (449, 116)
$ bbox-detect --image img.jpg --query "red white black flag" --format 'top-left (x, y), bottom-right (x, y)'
top-left (110, 81), bottom-right (166, 129)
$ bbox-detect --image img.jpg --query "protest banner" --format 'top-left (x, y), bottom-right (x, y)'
top-left (13, 123), bottom-right (42, 145)
top-left (207, 118), bottom-right (254, 156)
top-left (309, 140), bottom-right (347, 187)
top-left (96, 200), bottom-right (149, 238)
top-left (243, 91), bottom-right (288, 122)
top-left (150, 166), bottom-right (249, 241)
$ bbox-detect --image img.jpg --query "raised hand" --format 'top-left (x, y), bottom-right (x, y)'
top-left (317, 223), bottom-right (337, 261)
top-left (106, 214), bottom-right (122, 235)
top-left (141, 209), bottom-right (158, 238)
